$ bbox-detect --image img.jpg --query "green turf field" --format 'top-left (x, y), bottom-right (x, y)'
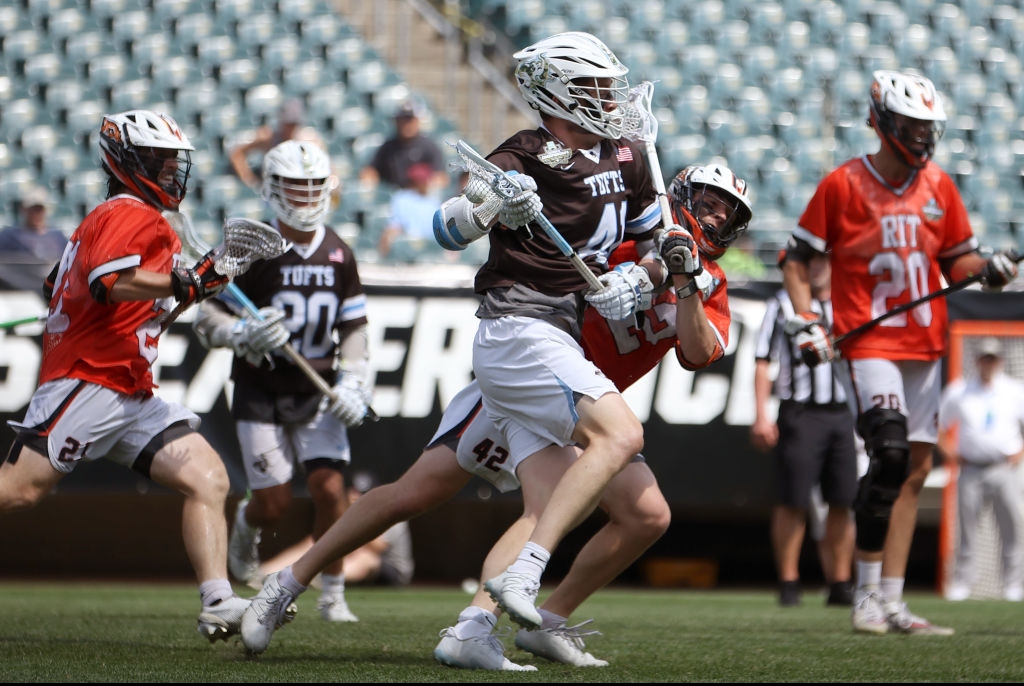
top-left (1, 581), bottom-right (1021, 682)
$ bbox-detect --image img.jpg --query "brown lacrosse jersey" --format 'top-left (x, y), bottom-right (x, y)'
top-left (474, 129), bottom-right (661, 296)
top-left (217, 227), bottom-right (367, 411)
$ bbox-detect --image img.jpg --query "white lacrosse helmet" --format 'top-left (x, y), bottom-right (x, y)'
top-left (98, 110), bottom-right (195, 211)
top-left (513, 31), bottom-right (630, 139)
top-left (261, 140), bottom-right (338, 231)
top-left (868, 69), bottom-right (947, 169)
top-left (668, 163), bottom-right (753, 260)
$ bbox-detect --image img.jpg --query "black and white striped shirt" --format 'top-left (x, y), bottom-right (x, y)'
top-left (754, 289), bottom-right (846, 406)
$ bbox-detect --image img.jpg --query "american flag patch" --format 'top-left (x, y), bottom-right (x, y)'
top-left (328, 249), bottom-right (345, 263)
top-left (616, 146), bottom-right (633, 162)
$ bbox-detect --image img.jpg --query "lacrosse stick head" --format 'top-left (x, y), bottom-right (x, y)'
top-left (621, 81), bottom-right (659, 144)
top-left (667, 164), bottom-right (753, 260)
top-left (216, 217), bottom-right (290, 278)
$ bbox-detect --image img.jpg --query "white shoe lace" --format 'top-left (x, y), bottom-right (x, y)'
top-left (255, 585), bottom-right (294, 628)
top-left (548, 619), bottom-right (602, 651)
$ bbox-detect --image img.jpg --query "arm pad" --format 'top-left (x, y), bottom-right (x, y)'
top-left (433, 195), bottom-right (497, 251)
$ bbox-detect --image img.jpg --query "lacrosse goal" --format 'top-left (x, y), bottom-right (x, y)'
top-left (937, 320), bottom-right (1024, 598)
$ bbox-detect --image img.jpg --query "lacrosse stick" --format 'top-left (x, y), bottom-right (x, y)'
top-left (452, 139), bottom-right (605, 292)
top-left (163, 211), bottom-right (379, 423)
top-left (621, 81), bottom-right (674, 228)
top-left (0, 313), bottom-right (46, 331)
top-left (833, 250), bottom-right (1024, 346)
top-left (159, 212), bottom-right (289, 331)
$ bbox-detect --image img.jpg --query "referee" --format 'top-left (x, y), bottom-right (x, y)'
top-left (751, 251), bottom-right (858, 607)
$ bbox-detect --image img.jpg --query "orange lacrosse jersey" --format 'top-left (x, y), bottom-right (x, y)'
top-left (582, 241), bottom-right (732, 391)
top-left (794, 156), bottom-right (977, 361)
top-left (40, 196), bottom-right (181, 396)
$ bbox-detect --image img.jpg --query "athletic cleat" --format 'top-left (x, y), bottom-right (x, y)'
top-left (228, 497), bottom-right (262, 585)
top-left (240, 571), bottom-right (299, 654)
top-left (778, 580), bottom-right (801, 607)
top-left (851, 589), bottom-right (889, 635)
top-left (884, 602), bottom-right (954, 636)
top-left (197, 595), bottom-right (250, 643)
top-left (515, 619), bottom-right (609, 667)
top-left (317, 593), bottom-right (359, 622)
top-left (826, 581), bottom-right (854, 607)
top-left (483, 571), bottom-right (541, 629)
top-left (944, 582), bottom-right (970, 602)
top-left (434, 627), bottom-right (537, 671)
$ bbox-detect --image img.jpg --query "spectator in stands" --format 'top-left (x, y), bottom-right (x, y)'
top-left (377, 162), bottom-right (446, 262)
top-left (0, 184), bottom-right (68, 263)
top-left (229, 98), bottom-right (327, 191)
top-left (360, 99), bottom-right (448, 192)
top-left (938, 337), bottom-right (1024, 602)
top-left (752, 250), bottom-right (856, 608)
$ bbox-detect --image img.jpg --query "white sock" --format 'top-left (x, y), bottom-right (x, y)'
top-left (320, 573), bottom-right (346, 597)
top-left (278, 565), bottom-right (309, 596)
top-left (538, 608), bottom-right (566, 630)
top-left (454, 606), bottom-right (497, 638)
top-left (856, 561), bottom-right (882, 590)
top-left (507, 542), bottom-right (550, 579)
top-left (880, 577), bottom-right (905, 605)
top-left (199, 579), bottom-right (234, 606)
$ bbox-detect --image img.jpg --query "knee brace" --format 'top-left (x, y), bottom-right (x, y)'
top-left (853, 407), bottom-right (910, 551)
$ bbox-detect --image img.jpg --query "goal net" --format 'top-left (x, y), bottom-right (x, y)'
top-left (938, 320), bottom-right (1024, 599)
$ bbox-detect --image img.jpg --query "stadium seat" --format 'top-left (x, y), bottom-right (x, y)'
top-left (19, 124), bottom-right (59, 165)
top-left (197, 35), bottom-right (236, 73)
top-left (244, 83), bottom-right (284, 123)
top-left (236, 12), bottom-right (279, 56)
top-left (865, 1), bottom-right (907, 47)
top-left (86, 54), bottom-right (128, 92)
top-left (64, 100), bottom-right (106, 143)
top-left (0, 98), bottom-right (38, 139)
top-left (111, 10), bottom-right (150, 48)
top-left (894, 22), bottom-right (932, 67)
top-left (929, 3), bottom-right (969, 48)
top-left (47, 7), bottom-right (85, 44)
top-left (109, 78), bottom-right (153, 112)
top-left (282, 58), bottom-right (329, 97)
top-left (808, 0), bottom-right (846, 46)
top-left (213, 0), bottom-right (255, 23)
top-left (23, 52), bottom-right (65, 90)
top-left (0, 5), bottom-right (25, 35)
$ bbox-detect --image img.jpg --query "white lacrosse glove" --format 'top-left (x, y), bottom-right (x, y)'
top-left (229, 307), bottom-right (290, 366)
top-left (497, 173), bottom-right (544, 229)
top-left (784, 312), bottom-right (835, 367)
top-left (321, 373), bottom-right (372, 428)
top-left (657, 224), bottom-right (703, 277)
top-left (981, 250), bottom-right (1019, 292)
top-left (585, 262), bottom-right (655, 321)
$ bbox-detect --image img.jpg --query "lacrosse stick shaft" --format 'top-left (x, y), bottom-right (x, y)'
top-left (227, 283), bottom-right (379, 423)
top-left (0, 314), bottom-right (46, 330)
top-left (454, 140), bottom-right (605, 292)
top-left (833, 252), bottom-right (1024, 346)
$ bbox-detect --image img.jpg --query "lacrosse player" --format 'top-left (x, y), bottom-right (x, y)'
top-left (0, 110), bottom-right (244, 641)
top-left (193, 140), bottom-right (370, 624)
top-left (239, 162), bottom-right (753, 670)
top-left (782, 69), bottom-right (1019, 635)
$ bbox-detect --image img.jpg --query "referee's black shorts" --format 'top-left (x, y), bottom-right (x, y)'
top-left (774, 399), bottom-right (858, 509)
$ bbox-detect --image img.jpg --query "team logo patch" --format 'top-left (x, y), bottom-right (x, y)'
top-left (538, 140), bottom-right (572, 168)
top-left (922, 198), bottom-right (943, 221)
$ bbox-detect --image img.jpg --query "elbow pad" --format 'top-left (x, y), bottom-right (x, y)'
top-left (433, 194), bottom-right (499, 251)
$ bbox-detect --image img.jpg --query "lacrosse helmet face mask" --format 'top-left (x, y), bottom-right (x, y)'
top-left (513, 31), bottom-right (630, 139)
top-left (668, 164), bottom-right (753, 260)
top-left (262, 140), bottom-right (339, 231)
top-left (868, 69), bottom-right (946, 169)
top-left (98, 110), bottom-right (194, 211)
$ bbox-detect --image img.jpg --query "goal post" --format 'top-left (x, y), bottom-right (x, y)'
top-left (938, 320), bottom-right (1024, 598)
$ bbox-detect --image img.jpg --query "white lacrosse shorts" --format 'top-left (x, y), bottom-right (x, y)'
top-left (427, 379), bottom-right (523, 493)
top-left (838, 357), bottom-right (941, 444)
top-left (472, 315), bottom-right (618, 462)
top-left (10, 378), bottom-right (199, 474)
top-left (235, 411), bottom-right (352, 490)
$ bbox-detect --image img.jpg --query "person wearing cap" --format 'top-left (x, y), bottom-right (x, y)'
top-left (938, 336), bottom-right (1024, 602)
top-left (0, 185), bottom-right (68, 262)
top-left (229, 97), bottom-right (327, 191)
top-left (359, 99), bottom-right (448, 191)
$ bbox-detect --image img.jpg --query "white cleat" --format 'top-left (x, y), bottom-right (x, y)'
top-left (240, 571), bottom-right (299, 654)
top-left (483, 571), bottom-right (541, 629)
top-left (851, 589), bottom-right (889, 635)
top-left (197, 595), bottom-right (251, 643)
top-left (515, 619), bottom-right (609, 667)
top-left (885, 601), bottom-right (954, 636)
top-left (317, 593), bottom-right (359, 622)
top-left (434, 627), bottom-right (537, 671)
